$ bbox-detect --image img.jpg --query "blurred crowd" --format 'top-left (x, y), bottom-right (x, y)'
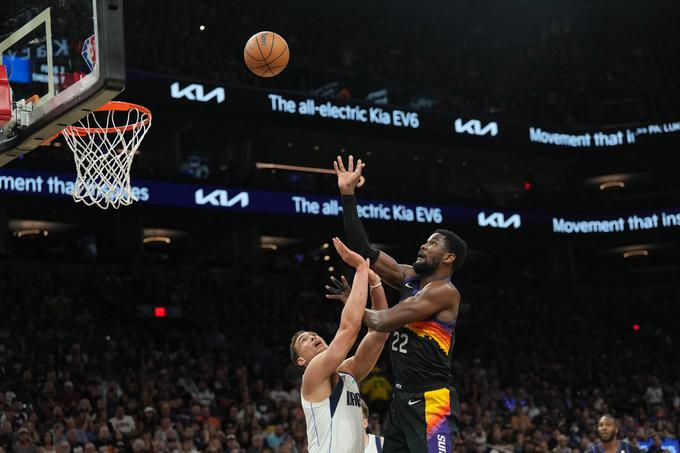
top-left (0, 251), bottom-right (678, 453)
top-left (124, 0), bottom-right (680, 125)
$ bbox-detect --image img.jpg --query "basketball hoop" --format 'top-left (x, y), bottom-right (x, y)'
top-left (60, 101), bottom-right (152, 209)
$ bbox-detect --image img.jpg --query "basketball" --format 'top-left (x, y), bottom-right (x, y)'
top-left (244, 31), bottom-right (290, 77)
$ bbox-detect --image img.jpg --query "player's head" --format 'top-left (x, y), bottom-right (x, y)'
top-left (290, 331), bottom-right (328, 368)
top-left (360, 399), bottom-right (369, 430)
top-left (597, 414), bottom-right (618, 443)
top-left (413, 229), bottom-right (467, 276)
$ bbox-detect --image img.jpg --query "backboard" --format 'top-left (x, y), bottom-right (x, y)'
top-left (0, 0), bottom-right (124, 167)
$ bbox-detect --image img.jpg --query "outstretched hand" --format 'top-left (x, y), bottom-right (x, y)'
top-left (332, 237), bottom-right (365, 268)
top-left (325, 275), bottom-right (350, 305)
top-left (334, 155), bottom-right (365, 195)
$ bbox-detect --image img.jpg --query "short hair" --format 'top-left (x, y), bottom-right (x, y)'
top-left (360, 399), bottom-right (369, 420)
top-left (599, 414), bottom-right (616, 423)
top-left (435, 229), bottom-right (467, 270)
top-left (290, 331), bottom-right (306, 367)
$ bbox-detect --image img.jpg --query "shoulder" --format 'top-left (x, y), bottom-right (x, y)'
top-left (584, 444), bottom-right (598, 453)
top-left (421, 280), bottom-right (460, 301)
top-left (301, 368), bottom-right (336, 402)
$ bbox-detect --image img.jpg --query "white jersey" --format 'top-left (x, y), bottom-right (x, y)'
top-left (364, 434), bottom-right (383, 453)
top-left (302, 372), bottom-right (364, 453)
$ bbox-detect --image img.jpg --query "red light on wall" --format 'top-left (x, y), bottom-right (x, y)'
top-left (154, 307), bottom-right (167, 318)
top-left (523, 181), bottom-right (532, 191)
top-left (632, 324), bottom-right (640, 331)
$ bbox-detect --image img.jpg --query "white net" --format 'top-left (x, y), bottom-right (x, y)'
top-left (61, 103), bottom-right (151, 209)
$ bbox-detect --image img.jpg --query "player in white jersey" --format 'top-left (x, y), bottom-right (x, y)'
top-left (291, 238), bottom-right (389, 453)
top-left (361, 400), bottom-right (384, 453)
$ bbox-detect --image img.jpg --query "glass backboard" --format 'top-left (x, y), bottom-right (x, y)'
top-left (0, 0), bottom-right (124, 167)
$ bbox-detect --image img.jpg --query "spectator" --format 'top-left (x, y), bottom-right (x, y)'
top-left (248, 433), bottom-right (265, 453)
top-left (108, 407), bottom-right (136, 437)
top-left (268, 381), bottom-right (289, 406)
top-left (512, 407), bottom-right (534, 432)
top-left (359, 368), bottom-right (392, 420)
top-left (95, 427), bottom-right (113, 451)
top-left (40, 431), bottom-right (57, 453)
top-left (224, 434), bottom-right (239, 452)
top-left (13, 427), bottom-right (39, 453)
top-left (193, 383), bottom-right (215, 409)
top-left (646, 434), bottom-right (668, 453)
top-left (552, 434), bottom-right (570, 453)
top-left (646, 380), bottom-right (664, 410)
top-left (140, 407), bottom-right (157, 435)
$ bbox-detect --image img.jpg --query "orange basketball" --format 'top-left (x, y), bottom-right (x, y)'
top-left (244, 31), bottom-right (290, 77)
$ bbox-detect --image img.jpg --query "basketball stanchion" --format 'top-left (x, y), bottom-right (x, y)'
top-left (255, 162), bottom-right (366, 187)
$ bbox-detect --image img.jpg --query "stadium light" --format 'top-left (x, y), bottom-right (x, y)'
top-left (599, 181), bottom-right (625, 190)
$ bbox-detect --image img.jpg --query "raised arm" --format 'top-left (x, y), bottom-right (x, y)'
top-left (339, 268), bottom-right (390, 381)
top-left (335, 155), bottom-right (415, 288)
top-left (363, 281), bottom-right (460, 332)
top-left (331, 237), bottom-right (391, 381)
top-left (366, 269), bottom-right (389, 313)
top-left (302, 261), bottom-right (369, 393)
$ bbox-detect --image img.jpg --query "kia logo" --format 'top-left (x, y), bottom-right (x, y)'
top-left (477, 212), bottom-right (521, 229)
top-left (171, 82), bottom-right (225, 103)
top-left (455, 118), bottom-right (499, 137)
top-left (194, 189), bottom-right (249, 207)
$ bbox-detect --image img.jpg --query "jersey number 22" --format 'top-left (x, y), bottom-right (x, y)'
top-left (391, 332), bottom-right (408, 353)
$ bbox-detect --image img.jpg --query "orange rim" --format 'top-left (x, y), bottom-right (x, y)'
top-left (61, 101), bottom-right (152, 136)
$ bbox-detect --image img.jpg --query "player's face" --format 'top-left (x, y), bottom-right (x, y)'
top-left (295, 331), bottom-right (328, 367)
top-left (597, 417), bottom-right (617, 443)
top-left (413, 233), bottom-right (449, 275)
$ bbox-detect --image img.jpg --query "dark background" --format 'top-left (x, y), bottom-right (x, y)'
top-left (1, 1), bottom-right (679, 453)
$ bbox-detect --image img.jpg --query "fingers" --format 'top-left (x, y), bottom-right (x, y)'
top-left (332, 237), bottom-right (347, 255)
top-left (333, 236), bottom-right (347, 249)
top-left (328, 275), bottom-right (350, 295)
top-left (336, 155), bottom-right (346, 172)
top-left (355, 159), bottom-right (365, 174)
top-left (325, 284), bottom-right (343, 295)
top-left (330, 275), bottom-right (348, 290)
top-left (325, 294), bottom-right (345, 301)
top-left (335, 155), bottom-right (366, 177)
